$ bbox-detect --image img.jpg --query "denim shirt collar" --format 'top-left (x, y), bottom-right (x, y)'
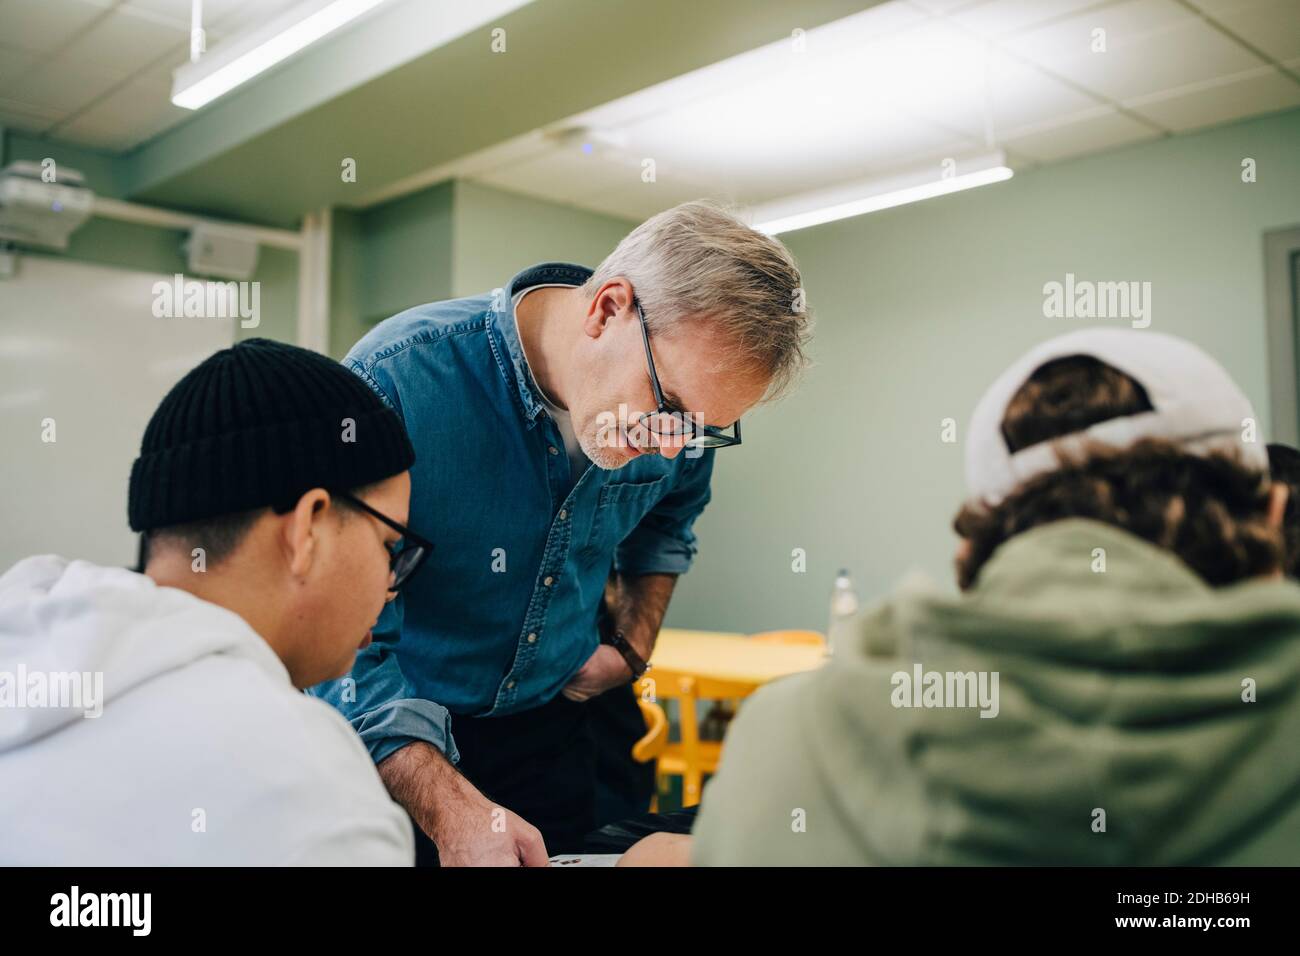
top-left (489, 262), bottom-right (594, 428)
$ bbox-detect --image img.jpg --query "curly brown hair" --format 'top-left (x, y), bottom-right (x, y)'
top-left (1267, 443), bottom-right (1300, 579)
top-left (953, 356), bottom-right (1279, 590)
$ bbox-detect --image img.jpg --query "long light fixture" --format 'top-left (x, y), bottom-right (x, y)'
top-left (172, 0), bottom-right (389, 110)
top-left (753, 152), bottom-right (1014, 236)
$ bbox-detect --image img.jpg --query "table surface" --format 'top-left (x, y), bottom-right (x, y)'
top-left (648, 628), bottom-right (827, 689)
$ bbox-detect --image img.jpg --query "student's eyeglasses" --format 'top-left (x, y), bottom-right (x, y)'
top-left (336, 492), bottom-right (433, 592)
top-left (633, 299), bottom-right (742, 450)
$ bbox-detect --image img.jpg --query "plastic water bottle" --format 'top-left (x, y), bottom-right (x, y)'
top-left (827, 568), bottom-right (859, 657)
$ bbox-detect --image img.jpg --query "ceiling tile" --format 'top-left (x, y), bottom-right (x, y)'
top-left (999, 105), bottom-right (1160, 161)
top-left (1004, 0), bottom-right (1197, 61)
top-left (582, 180), bottom-right (707, 221)
top-left (123, 0), bottom-right (268, 31)
top-left (951, 0), bottom-right (1108, 36)
top-left (988, 53), bottom-right (1105, 129)
top-left (905, 43), bottom-right (1102, 140)
top-left (0, 0), bottom-right (110, 55)
top-left (6, 56), bottom-right (131, 112)
top-left (473, 147), bottom-right (655, 204)
top-left (48, 113), bottom-right (134, 150)
top-left (0, 41), bottom-right (39, 87)
top-left (117, 1), bottom-right (191, 31)
top-left (1005, 0), bottom-right (1266, 101)
top-left (55, 59), bottom-right (187, 151)
top-left (1185, 0), bottom-right (1300, 63)
top-left (1124, 64), bottom-right (1300, 130)
top-left (0, 0), bottom-right (343, 151)
top-left (907, 0), bottom-right (986, 13)
top-left (0, 94), bottom-right (67, 133)
top-left (59, 6), bottom-right (187, 76)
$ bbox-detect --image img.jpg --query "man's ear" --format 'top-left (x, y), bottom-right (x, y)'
top-left (1266, 481), bottom-right (1289, 530)
top-left (283, 488), bottom-right (332, 580)
top-left (582, 278), bottom-right (634, 339)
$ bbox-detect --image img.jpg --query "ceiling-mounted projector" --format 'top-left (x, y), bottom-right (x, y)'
top-left (542, 125), bottom-right (629, 154)
top-left (0, 161), bottom-right (96, 250)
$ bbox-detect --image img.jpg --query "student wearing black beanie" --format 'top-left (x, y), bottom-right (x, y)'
top-left (0, 338), bottom-right (429, 866)
top-left (128, 336), bottom-right (430, 685)
top-left (130, 336), bottom-right (416, 535)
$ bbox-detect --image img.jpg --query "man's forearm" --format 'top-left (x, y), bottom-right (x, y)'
top-left (376, 740), bottom-right (461, 838)
top-left (608, 572), bottom-right (677, 659)
top-left (377, 741), bottom-right (548, 866)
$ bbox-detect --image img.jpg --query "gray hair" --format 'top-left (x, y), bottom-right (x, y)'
top-left (582, 200), bottom-right (812, 400)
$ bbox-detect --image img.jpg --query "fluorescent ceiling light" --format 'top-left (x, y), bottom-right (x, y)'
top-left (753, 152), bottom-right (1014, 235)
top-left (172, 0), bottom-right (389, 110)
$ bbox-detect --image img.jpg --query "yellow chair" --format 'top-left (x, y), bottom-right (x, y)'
top-left (644, 674), bottom-right (719, 808)
top-left (634, 630), bottom-right (828, 807)
top-left (632, 698), bottom-right (668, 763)
top-left (631, 698), bottom-right (668, 812)
top-left (634, 671), bottom-right (748, 806)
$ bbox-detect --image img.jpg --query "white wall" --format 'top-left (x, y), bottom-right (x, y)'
top-left (0, 255), bottom-right (234, 571)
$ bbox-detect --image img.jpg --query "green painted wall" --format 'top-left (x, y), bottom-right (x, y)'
top-left (328, 206), bottom-right (366, 359)
top-left (665, 107), bottom-right (1300, 635)
top-left (358, 180), bottom-right (455, 324)
top-left (328, 180), bottom-right (455, 359)
top-left (327, 178), bottom-right (635, 358)
top-left (450, 180), bottom-right (635, 296)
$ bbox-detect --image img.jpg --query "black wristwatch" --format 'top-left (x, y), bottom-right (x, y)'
top-left (602, 628), bottom-right (650, 680)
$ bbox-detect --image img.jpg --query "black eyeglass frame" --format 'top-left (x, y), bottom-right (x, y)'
top-left (632, 299), bottom-right (742, 449)
top-left (336, 491), bottom-right (433, 592)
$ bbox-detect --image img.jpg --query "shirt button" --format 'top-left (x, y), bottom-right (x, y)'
top-left (527, 633), bottom-right (538, 643)
top-left (506, 680), bottom-right (515, 689)
top-left (543, 575), bottom-right (554, 586)
top-left (548, 446), bottom-right (559, 455)
top-left (558, 509), bottom-right (567, 520)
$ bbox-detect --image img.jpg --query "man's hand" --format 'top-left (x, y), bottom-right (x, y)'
top-left (561, 644), bottom-right (632, 702)
top-left (378, 741), bottom-right (549, 866)
top-left (430, 779), bottom-right (549, 867)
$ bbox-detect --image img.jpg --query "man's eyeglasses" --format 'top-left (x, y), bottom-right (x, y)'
top-left (336, 492), bottom-right (433, 592)
top-left (633, 300), bottom-right (742, 450)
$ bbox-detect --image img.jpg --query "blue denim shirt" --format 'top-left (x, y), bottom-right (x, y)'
top-left (308, 263), bottom-right (715, 764)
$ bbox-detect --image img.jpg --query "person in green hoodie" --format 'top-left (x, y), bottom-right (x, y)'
top-left (627, 326), bottom-right (1300, 866)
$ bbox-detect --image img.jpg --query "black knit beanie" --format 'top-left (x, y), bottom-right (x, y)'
top-left (128, 338), bottom-right (415, 532)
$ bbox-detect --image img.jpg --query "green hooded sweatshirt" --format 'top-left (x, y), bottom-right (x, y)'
top-left (692, 519), bottom-right (1300, 866)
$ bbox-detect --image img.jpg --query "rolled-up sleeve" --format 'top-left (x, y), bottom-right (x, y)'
top-left (614, 450), bottom-right (715, 576)
top-left (308, 356), bottom-right (456, 766)
top-left (309, 595), bottom-right (460, 766)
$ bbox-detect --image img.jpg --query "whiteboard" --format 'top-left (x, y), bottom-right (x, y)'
top-left (0, 255), bottom-right (235, 572)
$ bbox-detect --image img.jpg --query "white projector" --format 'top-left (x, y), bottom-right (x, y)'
top-left (0, 161), bottom-right (96, 250)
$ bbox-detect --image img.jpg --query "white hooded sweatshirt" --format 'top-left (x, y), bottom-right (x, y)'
top-left (0, 555), bottom-right (414, 866)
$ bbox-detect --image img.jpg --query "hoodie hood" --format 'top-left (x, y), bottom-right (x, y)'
top-left (695, 520), bottom-right (1300, 866)
top-left (0, 555), bottom-right (287, 752)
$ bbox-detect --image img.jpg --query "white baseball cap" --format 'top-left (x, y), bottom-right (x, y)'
top-left (965, 327), bottom-right (1268, 507)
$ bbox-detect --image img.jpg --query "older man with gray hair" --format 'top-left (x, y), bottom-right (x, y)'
top-left (310, 200), bottom-right (811, 865)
